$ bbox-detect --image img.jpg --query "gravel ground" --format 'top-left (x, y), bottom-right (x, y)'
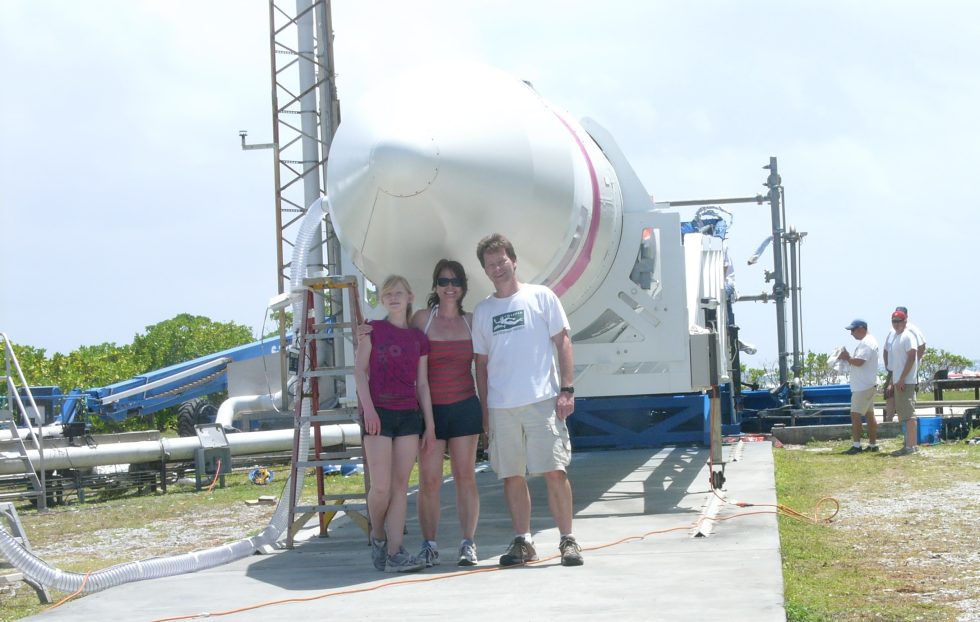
top-left (835, 474), bottom-right (980, 621)
top-left (28, 503), bottom-right (279, 568)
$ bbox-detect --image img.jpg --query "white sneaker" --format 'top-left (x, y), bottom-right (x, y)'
top-left (458, 539), bottom-right (478, 566)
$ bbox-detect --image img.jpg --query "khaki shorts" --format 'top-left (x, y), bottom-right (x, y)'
top-left (894, 385), bottom-right (917, 422)
top-left (849, 387), bottom-right (876, 415)
top-left (488, 398), bottom-right (571, 478)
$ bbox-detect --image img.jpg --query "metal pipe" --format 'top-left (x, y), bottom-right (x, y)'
top-left (787, 227), bottom-right (803, 379)
top-left (296, 0), bottom-right (329, 403)
top-left (0, 425), bottom-right (360, 475)
top-left (765, 157), bottom-right (789, 385)
top-left (736, 293), bottom-right (773, 303)
top-left (214, 390), bottom-right (286, 429)
top-left (656, 196), bottom-right (767, 207)
top-left (315, 0), bottom-right (348, 381)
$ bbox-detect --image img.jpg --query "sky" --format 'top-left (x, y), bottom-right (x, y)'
top-left (2, 0), bottom-right (978, 371)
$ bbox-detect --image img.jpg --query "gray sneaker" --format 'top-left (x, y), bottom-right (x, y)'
top-left (458, 539), bottom-right (478, 567)
top-left (499, 536), bottom-right (538, 567)
top-left (891, 446), bottom-right (918, 457)
top-left (385, 547), bottom-right (425, 573)
top-left (371, 537), bottom-right (387, 572)
top-left (559, 535), bottom-right (584, 566)
top-left (418, 541), bottom-right (440, 567)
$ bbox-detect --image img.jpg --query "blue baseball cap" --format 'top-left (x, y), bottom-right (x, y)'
top-left (845, 319), bottom-right (867, 331)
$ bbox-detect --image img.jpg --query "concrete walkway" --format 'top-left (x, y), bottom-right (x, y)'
top-left (26, 442), bottom-right (785, 622)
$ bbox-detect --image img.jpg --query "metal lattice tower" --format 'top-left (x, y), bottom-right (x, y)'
top-left (267, 0), bottom-right (341, 293)
top-left (254, 0), bottom-right (348, 400)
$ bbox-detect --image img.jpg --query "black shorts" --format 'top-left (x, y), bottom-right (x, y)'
top-left (430, 395), bottom-right (483, 440)
top-left (375, 407), bottom-right (423, 438)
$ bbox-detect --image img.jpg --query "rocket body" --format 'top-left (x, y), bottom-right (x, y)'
top-left (326, 63), bottom-right (622, 314)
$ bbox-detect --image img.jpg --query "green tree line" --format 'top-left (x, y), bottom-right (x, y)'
top-left (742, 347), bottom-right (974, 389)
top-left (3, 314), bottom-right (255, 431)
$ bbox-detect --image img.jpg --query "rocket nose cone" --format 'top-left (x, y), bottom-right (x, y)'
top-left (371, 131), bottom-right (439, 198)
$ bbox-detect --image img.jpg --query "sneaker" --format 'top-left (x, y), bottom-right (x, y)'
top-left (458, 539), bottom-right (478, 567)
top-left (863, 445), bottom-right (879, 452)
top-left (559, 535), bottom-right (584, 566)
top-left (891, 446), bottom-right (918, 457)
top-left (385, 547), bottom-right (425, 573)
top-left (842, 446), bottom-right (863, 455)
top-left (371, 537), bottom-right (387, 572)
top-left (418, 541), bottom-right (440, 567)
top-left (499, 536), bottom-right (538, 567)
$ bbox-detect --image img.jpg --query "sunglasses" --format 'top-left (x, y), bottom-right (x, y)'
top-left (436, 277), bottom-right (463, 287)
top-left (891, 319), bottom-right (905, 324)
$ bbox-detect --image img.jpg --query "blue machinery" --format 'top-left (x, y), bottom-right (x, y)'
top-left (569, 385), bottom-right (853, 449)
top-left (19, 336), bottom-right (287, 429)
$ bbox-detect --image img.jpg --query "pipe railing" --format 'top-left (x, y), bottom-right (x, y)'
top-left (1, 332), bottom-right (47, 509)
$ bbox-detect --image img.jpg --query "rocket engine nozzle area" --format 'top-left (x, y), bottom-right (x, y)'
top-left (325, 62), bottom-right (623, 314)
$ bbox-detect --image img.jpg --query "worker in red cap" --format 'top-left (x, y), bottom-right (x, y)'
top-left (882, 306), bottom-right (926, 422)
top-left (885, 309), bottom-right (919, 456)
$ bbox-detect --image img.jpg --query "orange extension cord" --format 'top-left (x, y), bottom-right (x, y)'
top-left (46, 449), bottom-right (839, 619)
top-left (137, 471), bottom-right (838, 622)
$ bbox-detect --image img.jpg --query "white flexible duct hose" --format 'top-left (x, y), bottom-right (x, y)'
top-left (0, 197), bottom-right (329, 593)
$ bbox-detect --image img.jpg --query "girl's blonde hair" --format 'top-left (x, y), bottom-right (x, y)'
top-left (379, 274), bottom-right (413, 320)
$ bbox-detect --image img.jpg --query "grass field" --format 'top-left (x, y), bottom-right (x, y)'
top-left (776, 433), bottom-right (980, 621)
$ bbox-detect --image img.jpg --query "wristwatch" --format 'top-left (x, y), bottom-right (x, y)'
top-left (560, 386), bottom-right (575, 395)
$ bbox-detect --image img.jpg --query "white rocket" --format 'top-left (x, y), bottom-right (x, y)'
top-left (325, 63), bottom-right (728, 398)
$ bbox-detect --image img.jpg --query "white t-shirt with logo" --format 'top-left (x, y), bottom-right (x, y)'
top-left (472, 283), bottom-right (570, 409)
top-left (849, 334), bottom-right (880, 392)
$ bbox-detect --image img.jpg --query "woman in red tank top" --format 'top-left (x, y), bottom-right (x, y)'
top-left (409, 259), bottom-right (483, 568)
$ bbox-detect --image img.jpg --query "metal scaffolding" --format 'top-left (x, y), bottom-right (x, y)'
top-left (244, 0), bottom-right (347, 401)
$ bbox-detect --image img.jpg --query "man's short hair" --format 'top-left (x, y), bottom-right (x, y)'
top-left (476, 233), bottom-right (517, 267)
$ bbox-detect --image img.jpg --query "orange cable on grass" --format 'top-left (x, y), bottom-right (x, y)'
top-left (206, 459), bottom-right (222, 494)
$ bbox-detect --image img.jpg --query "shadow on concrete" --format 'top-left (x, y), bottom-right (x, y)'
top-left (243, 445), bottom-right (711, 592)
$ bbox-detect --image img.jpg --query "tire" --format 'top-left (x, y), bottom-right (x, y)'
top-left (177, 398), bottom-right (218, 437)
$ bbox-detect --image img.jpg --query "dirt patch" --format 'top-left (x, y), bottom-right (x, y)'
top-left (835, 480), bottom-right (980, 621)
top-left (29, 502), bottom-right (278, 568)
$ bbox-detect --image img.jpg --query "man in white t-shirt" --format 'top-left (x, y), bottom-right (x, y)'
top-left (839, 319), bottom-right (880, 454)
top-left (472, 233), bottom-right (582, 568)
top-left (886, 309), bottom-right (920, 455)
top-left (882, 305), bottom-right (925, 422)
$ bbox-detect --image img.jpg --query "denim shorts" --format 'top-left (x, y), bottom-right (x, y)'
top-left (431, 395), bottom-right (483, 440)
top-left (375, 407), bottom-right (423, 438)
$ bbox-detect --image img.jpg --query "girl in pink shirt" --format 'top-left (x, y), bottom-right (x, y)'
top-left (355, 275), bottom-right (436, 573)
